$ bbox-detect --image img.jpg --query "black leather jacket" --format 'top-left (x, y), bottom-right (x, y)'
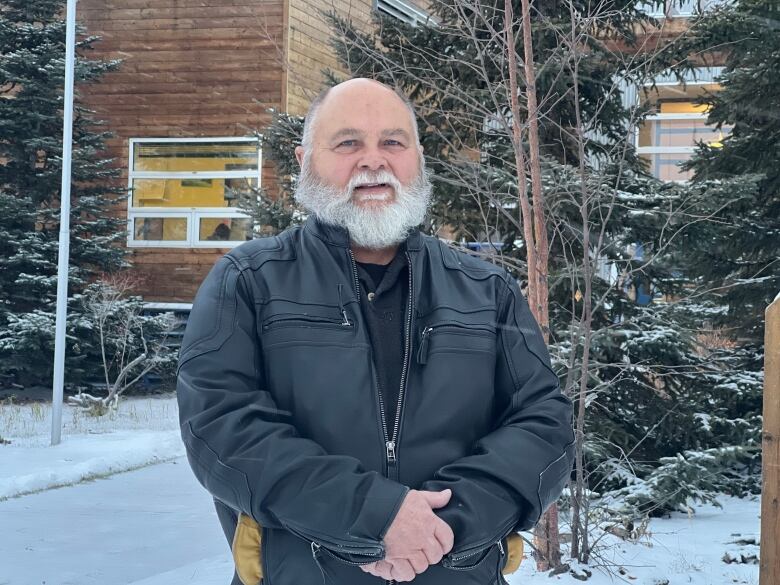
top-left (177, 218), bottom-right (575, 585)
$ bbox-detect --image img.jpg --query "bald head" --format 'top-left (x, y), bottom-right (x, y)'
top-left (300, 78), bottom-right (420, 150)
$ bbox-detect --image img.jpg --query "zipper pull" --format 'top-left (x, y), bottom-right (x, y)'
top-left (337, 284), bottom-right (351, 326)
top-left (386, 440), bottom-right (397, 462)
top-left (311, 541), bottom-right (321, 558)
top-left (417, 327), bottom-right (433, 365)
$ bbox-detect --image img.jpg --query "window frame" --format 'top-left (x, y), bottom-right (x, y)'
top-left (374, 0), bottom-right (436, 27)
top-left (640, 0), bottom-right (730, 19)
top-left (127, 137), bottom-right (261, 249)
top-left (635, 81), bottom-right (718, 182)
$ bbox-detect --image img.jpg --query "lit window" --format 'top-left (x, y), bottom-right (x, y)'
top-left (127, 138), bottom-right (260, 247)
top-left (636, 84), bottom-right (730, 181)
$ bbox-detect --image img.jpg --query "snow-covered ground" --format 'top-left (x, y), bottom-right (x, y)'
top-left (0, 395), bottom-right (761, 585)
top-left (0, 395), bottom-right (182, 500)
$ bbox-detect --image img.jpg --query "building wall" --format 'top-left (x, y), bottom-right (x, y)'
top-left (78, 0), bottom-right (286, 302)
top-left (284, 0), bottom-right (374, 115)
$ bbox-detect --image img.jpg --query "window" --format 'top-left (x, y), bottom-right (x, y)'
top-left (128, 137), bottom-right (261, 247)
top-left (636, 83), bottom-right (730, 181)
top-left (375, 0), bottom-right (435, 26)
top-left (639, 0), bottom-right (731, 18)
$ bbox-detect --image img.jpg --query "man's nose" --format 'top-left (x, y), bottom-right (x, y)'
top-left (357, 148), bottom-right (388, 172)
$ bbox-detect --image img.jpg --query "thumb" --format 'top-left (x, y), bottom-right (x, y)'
top-left (421, 488), bottom-right (452, 509)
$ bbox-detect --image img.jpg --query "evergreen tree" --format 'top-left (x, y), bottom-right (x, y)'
top-left (0, 0), bottom-right (126, 386)
top-left (677, 0), bottom-right (780, 342)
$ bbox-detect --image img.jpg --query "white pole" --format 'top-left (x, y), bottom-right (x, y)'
top-left (51, 0), bottom-right (78, 446)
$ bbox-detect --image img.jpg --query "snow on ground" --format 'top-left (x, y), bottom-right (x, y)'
top-left (0, 430), bottom-right (184, 500)
top-left (0, 395), bottom-right (182, 499)
top-left (512, 497), bottom-right (760, 585)
top-left (0, 394), bottom-right (179, 441)
top-left (0, 394), bottom-right (762, 585)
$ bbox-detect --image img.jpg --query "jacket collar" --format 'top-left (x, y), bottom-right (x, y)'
top-left (304, 216), bottom-right (422, 251)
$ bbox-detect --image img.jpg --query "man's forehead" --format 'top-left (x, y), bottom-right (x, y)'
top-left (313, 85), bottom-right (415, 138)
top-left (328, 127), bottom-right (412, 139)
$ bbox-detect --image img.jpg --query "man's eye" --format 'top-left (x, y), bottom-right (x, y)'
top-left (338, 140), bottom-right (357, 147)
top-left (385, 140), bottom-right (403, 146)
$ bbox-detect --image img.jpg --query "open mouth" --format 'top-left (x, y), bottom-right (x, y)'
top-left (354, 182), bottom-right (389, 190)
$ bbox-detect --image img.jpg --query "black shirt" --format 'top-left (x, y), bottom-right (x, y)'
top-left (355, 249), bottom-right (408, 440)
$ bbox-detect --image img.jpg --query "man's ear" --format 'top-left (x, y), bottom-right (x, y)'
top-left (294, 146), bottom-right (305, 168)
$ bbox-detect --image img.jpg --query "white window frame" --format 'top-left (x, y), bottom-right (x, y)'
top-left (127, 137), bottom-right (261, 248)
top-left (375, 0), bottom-right (436, 27)
top-left (635, 80), bottom-right (715, 182)
top-left (639, 0), bottom-right (730, 18)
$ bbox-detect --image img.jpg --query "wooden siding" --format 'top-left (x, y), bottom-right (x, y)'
top-left (77, 0), bottom-right (432, 302)
top-left (77, 0), bottom-right (286, 302)
top-left (284, 0), bottom-right (374, 115)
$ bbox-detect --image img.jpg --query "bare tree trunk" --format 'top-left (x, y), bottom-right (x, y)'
top-left (519, 0), bottom-right (550, 328)
top-left (504, 0), bottom-right (538, 302)
top-left (567, 1), bottom-right (597, 563)
top-left (505, 0), bottom-right (561, 570)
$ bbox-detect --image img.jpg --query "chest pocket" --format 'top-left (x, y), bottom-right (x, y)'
top-left (416, 320), bottom-right (496, 365)
top-left (258, 300), bottom-right (374, 457)
top-left (259, 301), bottom-right (358, 349)
top-left (411, 310), bottom-right (498, 428)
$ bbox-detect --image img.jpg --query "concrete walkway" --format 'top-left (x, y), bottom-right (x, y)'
top-left (0, 458), bottom-right (232, 585)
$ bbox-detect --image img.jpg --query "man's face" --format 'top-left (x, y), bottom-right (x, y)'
top-left (293, 81), bottom-right (432, 250)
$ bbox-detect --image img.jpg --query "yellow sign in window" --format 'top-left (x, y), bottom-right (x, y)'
top-left (132, 178), bottom-right (258, 208)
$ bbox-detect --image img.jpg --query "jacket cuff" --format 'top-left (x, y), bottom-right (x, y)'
top-left (376, 483), bottom-right (410, 540)
top-left (282, 474), bottom-right (408, 555)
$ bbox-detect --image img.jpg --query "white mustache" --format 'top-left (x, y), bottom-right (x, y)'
top-left (347, 171), bottom-right (402, 195)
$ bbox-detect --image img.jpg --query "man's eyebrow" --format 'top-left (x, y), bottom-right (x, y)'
top-left (328, 128), bottom-right (412, 142)
top-left (381, 128), bottom-right (411, 140)
top-left (329, 128), bottom-right (365, 141)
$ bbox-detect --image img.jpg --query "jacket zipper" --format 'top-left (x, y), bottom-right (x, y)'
top-left (417, 322), bottom-right (495, 364)
top-left (347, 250), bottom-right (391, 463)
top-left (287, 523), bottom-right (383, 556)
top-left (347, 249), bottom-right (413, 479)
top-left (388, 251), bottom-right (414, 474)
top-left (442, 516), bottom-right (517, 567)
top-left (348, 249), bottom-right (414, 585)
top-left (348, 250), bottom-right (361, 303)
top-left (263, 314), bottom-right (353, 330)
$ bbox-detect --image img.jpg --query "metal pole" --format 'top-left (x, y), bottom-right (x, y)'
top-left (51, 0), bottom-right (78, 446)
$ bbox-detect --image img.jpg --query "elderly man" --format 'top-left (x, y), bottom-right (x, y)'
top-left (177, 78), bottom-right (574, 585)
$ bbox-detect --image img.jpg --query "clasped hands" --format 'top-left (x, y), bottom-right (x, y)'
top-left (360, 489), bottom-right (454, 582)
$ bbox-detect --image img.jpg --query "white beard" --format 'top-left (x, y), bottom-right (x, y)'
top-left (293, 156), bottom-right (432, 250)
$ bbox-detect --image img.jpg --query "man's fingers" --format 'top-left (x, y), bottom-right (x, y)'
top-left (422, 537), bottom-right (445, 565)
top-left (407, 551), bottom-right (430, 574)
top-left (434, 519), bottom-right (455, 554)
top-left (360, 562), bottom-right (379, 575)
top-left (421, 488), bottom-right (452, 509)
top-left (389, 558), bottom-right (416, 582)
top-left (373, 560), bottom-right (395, 579)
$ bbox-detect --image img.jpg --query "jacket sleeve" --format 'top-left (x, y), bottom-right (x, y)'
top-left (420, 276), bottom-right (574, 552)
top-left (176, 256), bottom-right (408, 556)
